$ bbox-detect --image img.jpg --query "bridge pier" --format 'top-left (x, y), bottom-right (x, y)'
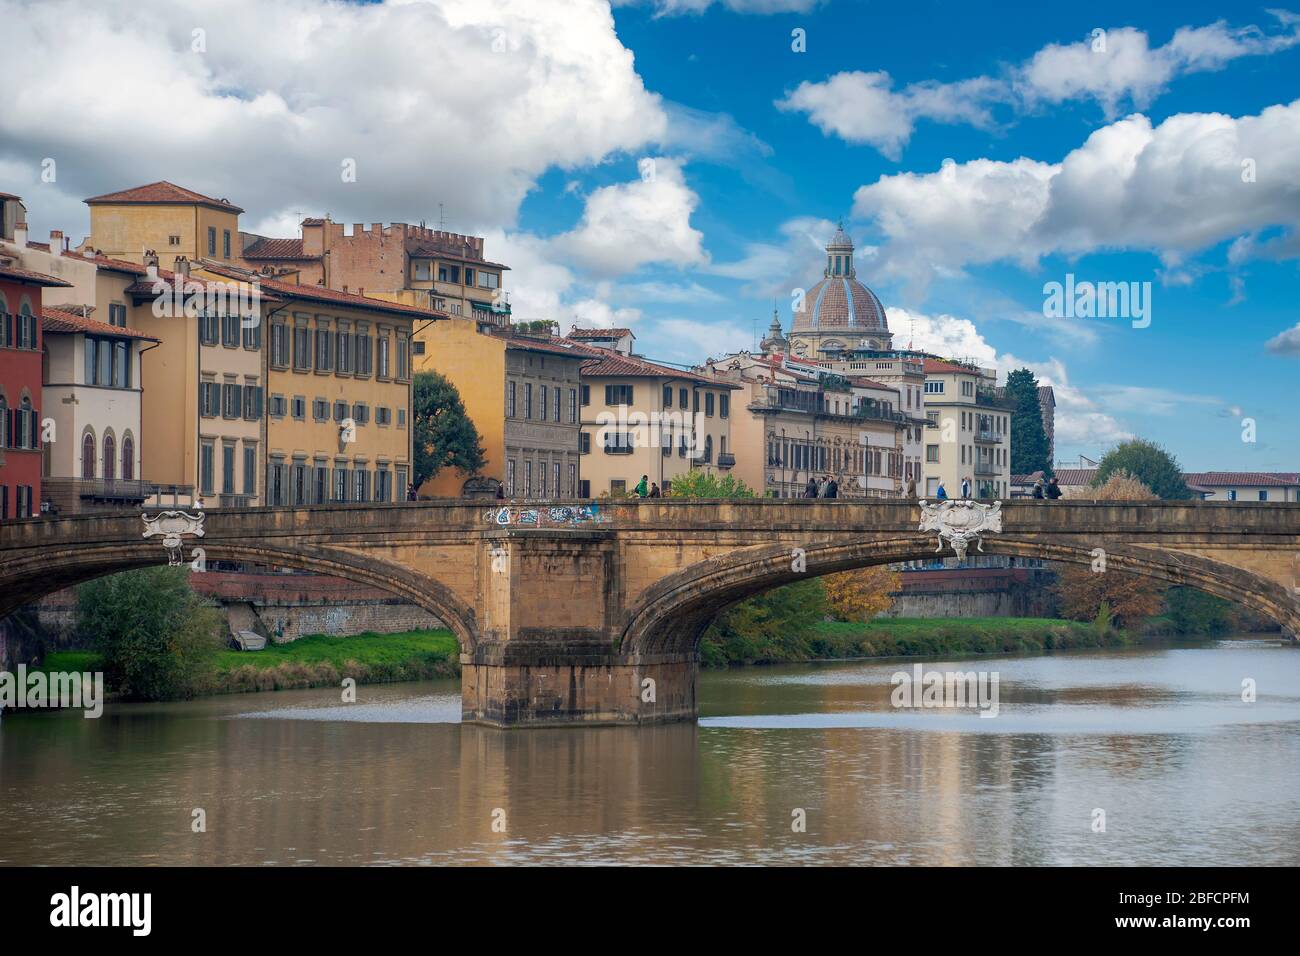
top-left (461, 527), bottom-right (698, 726)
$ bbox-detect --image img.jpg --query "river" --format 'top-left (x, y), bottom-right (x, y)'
top-left (2, 635), bottom-right (1298, 865)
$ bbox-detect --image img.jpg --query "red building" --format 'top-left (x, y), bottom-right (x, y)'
top-left (0, 262), bottom-right (72, 519)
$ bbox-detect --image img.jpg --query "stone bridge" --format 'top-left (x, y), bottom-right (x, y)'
top-left (2, 499), bottom-right (1298, 725)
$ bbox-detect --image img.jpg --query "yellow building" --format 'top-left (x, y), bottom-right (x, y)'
top-left (84, 181), bottom-right (244, 266)
top-left (413, 319), bottom-right (585, 498)
top-left (921, 358), bottom-right (1013, 499)
top-left (200, 265), bottom-right (418, 504)
top-left (576, 348), bottom-right (738, 497)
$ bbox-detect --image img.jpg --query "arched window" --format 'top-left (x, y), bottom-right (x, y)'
top-left (122, 434), bottom-right (135, 481)
top-left (18, 396), bottom-right (33, 449)
top-left (103, 433), bottom-right (116, 481)
top-left (82, 432), bottom-right (96, 479)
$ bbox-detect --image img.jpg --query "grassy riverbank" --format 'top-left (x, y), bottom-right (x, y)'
top-left (41, 628), bottom-right (460, 697)
top-left (702, 616), bottom-right (1127, 667)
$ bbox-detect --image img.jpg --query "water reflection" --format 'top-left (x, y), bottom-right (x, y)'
top-left (1, 637), bottom-right (1297, 865)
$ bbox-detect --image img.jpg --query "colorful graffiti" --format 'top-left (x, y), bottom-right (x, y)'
top-left (483, 504), bottom-right (609, 527)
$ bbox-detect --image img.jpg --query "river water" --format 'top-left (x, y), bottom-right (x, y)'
top-left (2, 635), bottom-right (1298, 865)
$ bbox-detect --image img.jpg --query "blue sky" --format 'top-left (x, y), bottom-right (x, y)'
top-left (3, 0), bottom-right (1298, 469)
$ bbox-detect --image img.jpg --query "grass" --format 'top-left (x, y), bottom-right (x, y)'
top-left (801, 616), bottom-right (1128, 662)
top-left (36, 629), bottom-right (460, 697)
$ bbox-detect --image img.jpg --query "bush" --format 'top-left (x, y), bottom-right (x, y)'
top-left (76, 567), bottom-right (223, 701)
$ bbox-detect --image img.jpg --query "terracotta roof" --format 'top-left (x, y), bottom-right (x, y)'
top-left (491, 332), bottom-right (591, 359)
top-left (200, 263), bottom-right (442, 319)
top-left (122, 266), bottom-right (283, 301)
top-left (847, 376), bottom-right (894, 390)
top-left (1049, 469), bottom-right (1097, 486)
top-left (84, 181), bottom-right (244, 213)
top-left (0, 192), bottom-right (22, 201)
top-left (924, 358), bottom-right (978, 375)
top-left (405, 239), bottom-right (509, 271)
top-left (0, 263), bottom-right (73, 287)
top-left (569, 327), bottom-right (634, 340)
top-left (1183, 472), bottom-right (1300, 487)
top-left (576, 346), bottom-right (739, 387)
top-left (300, 217), bottom-right (326, 227)
top-left (241, 237), bottom-right (314, 260)
top-left (61, 250), bottom-right (148, 275)
top-left (42, 307), bottom-right (158, 340)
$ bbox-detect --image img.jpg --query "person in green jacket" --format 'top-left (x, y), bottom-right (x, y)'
top-left (634, 475), bottom-right (649, 498)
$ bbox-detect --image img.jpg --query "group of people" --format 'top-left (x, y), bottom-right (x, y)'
top-left (920, 475), bottom-right (1062, 500)
top-left (633, 476), bottom-right (662, 498)
top-left (803, 475), bottom-right (840, 498)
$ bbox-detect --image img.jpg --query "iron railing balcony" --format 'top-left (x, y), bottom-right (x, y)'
top-left (974, 430), bottom-right (1003, 444)
top-left (717, 452), bottom-right (736, 468)
top-left (974, 462), bottom-right (998, 477)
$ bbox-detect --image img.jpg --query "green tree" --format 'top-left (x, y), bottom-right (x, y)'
top-left (1092, 439), bottom-right (1192, 500)
top-left (412, 370), bottom-right (487, 488)
top-left (1005, 367), bottom-right (1051, 476)
top-left (665, 470), bottom-right (756, 498)
top-left (76, 567), bottom-right (223, 701)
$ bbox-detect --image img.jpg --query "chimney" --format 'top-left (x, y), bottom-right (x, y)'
top-left (14, 221), bottom-right (27, 248)
top-left (143, 249), bottom-right (160, 270)
top-left (49, 229), bottom-right (64, 255)
top-left (173, 255), bottom-right (190, 278)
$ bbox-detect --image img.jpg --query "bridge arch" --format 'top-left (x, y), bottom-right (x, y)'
top-left (618, 534), bottom-right (1300, 659)
top-left (0, 537), bottom-right (478, 653)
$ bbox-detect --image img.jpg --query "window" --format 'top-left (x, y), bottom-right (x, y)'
top-left (538, 462), bottom-right (546, 497)
top-left (207, 227), bottom-right (216, 256)
top-left (610, 479), bottom-right (626, 495)
top-left (478, 271), bottom-right (499, 289)
top-left (1228, 489), bottom-right (1237, 501)
top-left (354, 469), bottom-right (370, 503)
top-left (315, 326), bottom-right (333, 371)
top-left (679, 388), bottom-right (688, 408)
top-left (243, 385), bottom-right (263, 420)
top-left (568, 464), bottom-right (577, 497)
top-left (200, 441), bottom-right (215, 495)
top-left (334, 400), bottom-right (349, 422)
top-left (336, 327), bottom-right (353, 374)
top-left (925, 381), bottom-right (944, 394)
top-left (122, 435), bottom-right (134, 480)
top-left (352, 403), bottom-right (369, 425)
top-left (243, 318), bottom-right (261, 350)
top-left (605, 384), bottom-right (633, 406)
top-left (313, 463), bottom-right (328, 504)
top-left (333, 465), bottom-right (349, 502)
top-left (377, 336), bottom-right (390, 378)
top-left (663, 385), bottom-right (673, 407)
top-left (1259, 490), bottom-right (1269, 502)
top-left (506, 380), bottom-right (518, 418)
top-left (397, 465), bottom-right (409, 499)
top-left (244, 445), bottom-right (257, 496)
top-left (465, 268), bottom-right (475, 287)
top-left (223, 443), bottom-right (236, 495)
top-left (84, 336), bottom-right (132, 388)
top-left (356, 331), bottom-right (371, 376)
top-left (313, 398), bottom-right (329, 422)
top-left (223, 382), bottom-right (242, 419)
top-left (81, 432), bottom-right (95, 478)
top-left (506, 460), bottom-right (516, 497)
top-left (293, 325), bottom-right (311, 370)
top-left (539, 384), bottom-right (547, 420)
top-left (269, 459), bottom-right (287, 506)
top-left (705, 392), bottom-right (715, 417)
top-left (581, 384), bottom-right (590, 407)
top-left (553, 386), bottom-right (561, 422)
top-left (524, 383), bottom-right (533, 419)
top-left (292, 461), bottom-right (308, 505)
top-left (269, 393), bottom-right (287, 418)
top-left (291, 395), bottom-right (306, 420)
top-left (604, 432), bottom-right (633, 454)
top-left (720, 394), bottom-right (729, 418)
top-left (397, 409), bottom-right (406, 429)
top-left (579, 432), bottom-right (591, 454)
top-left (523, 460), bottom-right (532, 496)
top-left (568, 388), bottom-right (577, 423)
top-left (271, 323), bottom-right (290, 367)
top-left (926, 444), bottom-right (940, 463)
top-left (438, 264), bottom-right (460, 284)
top-left (553, 462), bottom-right (561, 498)
top-left (377, 406), bottom-right (391, 426)
top-left (223, 230), bottom-right (231, 258)
top-left (396, 333), bottom-right (410, 380)
top-left (103, 433), bottom-right (115, 481)
top-left (198, 311), bottom-right (219, 345)
top-left (108, 303), bottom-right (126, 328)
top-left (578, 479), bottom-right (590, 498)
top-left (199, 381), bottom-right (219, 417)
top-left (412, 260), bottom-right (432, 281)
top-left (168, 235), bottom-right (181, 246)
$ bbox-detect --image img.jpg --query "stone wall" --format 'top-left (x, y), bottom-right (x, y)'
top-left (884, 567), bottom-right (1058, 619)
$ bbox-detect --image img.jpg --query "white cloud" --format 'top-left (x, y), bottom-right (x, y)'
top-left (707, 215), bottom-right (837, 299)
top-left (1, 0), bottom-right (667, 237)
top-left (780, 13), bottom-right (1300, 156)
top-left (1266, 323), bottom-right (1300, 356)
top-left (618, 280), bottom-right (726, 304)
top-left (655, 317), bottom-right (753, 361)
top-left (614, 0), bottom-right (822, 14)
top-left (776, 71), bottom-right (1002, 160)
top-left (853, 100), bottom-right (1300, 285)
top-left (568, 298), bottom-right (643, 329)
top-left (556, 157), bottom-right (707, 275)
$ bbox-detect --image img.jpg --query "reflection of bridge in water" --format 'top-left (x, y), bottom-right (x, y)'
top-left (2, 499), bottom-right (1298, 726)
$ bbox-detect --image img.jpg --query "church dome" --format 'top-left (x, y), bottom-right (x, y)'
top-left (792, 224), bottom-right (889, 335)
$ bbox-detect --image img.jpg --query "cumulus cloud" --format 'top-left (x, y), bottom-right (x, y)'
top-left (555, 157), bottom-right (707, 275)
top-left (1, 0), bottom-right (667, 236)
top-left (852, 100), bottom-right (1300, 285)
top-left (778, 12), bottom-right (1300, 156)
top-left (776, 72), bottom-right (1001, 160)
top-left (614, 0), bottom-right (822, 14)
top-left (1265, 323), bottom-right (1300, 356)
top-left (655, 317), bottom-right (753, 362)
top-left (707, 215), bottom-right (839, 299)
top-left (567, 298), bottom-right (643, 328)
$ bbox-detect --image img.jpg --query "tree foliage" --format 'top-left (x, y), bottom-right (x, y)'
top-left (1052, 472), bottom-right (1167, 627)
top-left (1005, 367), bottom-right (1051, 477)
top-left (700, 579), bottom-right (828, 667)
top-left (1092, 438), bottom-right (1192, 500)
top-left (76, 567), bottom-right (223, 701)
top-left (412, 370), bottom-right (487, 488)
top-left (665, 470), bottom-right (756, 498)
top-left (822, 566), bottom-right (899, 621)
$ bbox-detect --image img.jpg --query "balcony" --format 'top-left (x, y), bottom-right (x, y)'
top-left (42, 477), bottom-right (167, 516)
top-left (717, 452), bottom-right (736, 468)
top-left (974, 429), bottom-right (1003, 444)
top-left (974, 462), bottom-right (998, 477)
top-left (218, 494), bottom-right (254, 508)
